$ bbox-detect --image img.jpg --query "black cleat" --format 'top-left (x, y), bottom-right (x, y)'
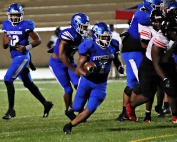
top-left (115, 112), bottom-right (129, 121)
top-left (65, 109), bottom-right (76, 121)
top-left (155, 105), bottom-right (165, 118)
top-left (43, 101), bottom-right (54, 118)
top-left (163, 107), bottom-right (171, 114)
top-left (63, 124), bottom-right (72, 134)
top-left (2, 110), bottom-right (16, 120)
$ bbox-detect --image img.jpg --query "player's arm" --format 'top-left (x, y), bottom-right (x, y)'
top-left (58, 39), bottom-right (76, 72)
top-left (29, 30), bottom-right (41, 47)
top-left (138, 24), bottom-right (150, 49)
top-left (2, 32), bottom-right (11, 49)
top-left (151, 44), bottom-right (166, 80)
top-left (16, 31), bottom-right (41, 52)
top-left (113, 53), bottom-right (124, 74)
top-left (76, 55), bottom-right (88, 76)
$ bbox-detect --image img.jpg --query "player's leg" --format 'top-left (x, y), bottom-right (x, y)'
top-left (163, 93), bottom-right (171, 114)
top-left (63, 79), bottom-right (106, 134)
top-left (154, 86), bottom-right (165, 117)
top-left (3, 56), bottom-right (29, 119)
top-left (49, 58), bottom-right (74, 120)
top-left (126, 59), bottom-right (158, 121)
top-left (19, 67), bottom-right (53, 118)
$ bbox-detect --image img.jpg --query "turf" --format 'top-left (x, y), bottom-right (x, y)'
top-left (0, 79), bottom-right (177, 142)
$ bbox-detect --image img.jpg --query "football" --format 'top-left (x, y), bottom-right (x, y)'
top-left (83, 61), bottom-right (97, 72)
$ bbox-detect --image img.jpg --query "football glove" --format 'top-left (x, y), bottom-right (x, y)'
top-left (118, 66), bottom-right (124, 74)
top-left (162, 78), bottom-right (171, 88)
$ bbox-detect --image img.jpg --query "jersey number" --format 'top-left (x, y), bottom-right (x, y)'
top-left (10, 35), bottom-right (19, 46)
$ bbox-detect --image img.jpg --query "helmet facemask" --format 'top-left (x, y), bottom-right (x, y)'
top-left (8, 13), bottom-right (23, 24)
top-left (95, 32), bottom-right (112, 48)
top-left (76, 21), bottom-right (90, 36)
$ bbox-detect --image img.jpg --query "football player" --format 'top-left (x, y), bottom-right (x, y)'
top-left (2, 3), bottom-right (53, 120)
top-left (63, 22), bottom-right (124, 134)
top-left (49, 13), bottom-right (90, 120)
top-left (126, 15), bottom-right (177, 123)
top-left (116, 0), bottom-right (164, 121)
top-left (136, 9), bottom-right (165, 122)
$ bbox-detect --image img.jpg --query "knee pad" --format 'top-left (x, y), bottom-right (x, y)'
top-left (124, 86), bottom-right (132, 97)
top-left (133, 84), bottom-right (141, 95)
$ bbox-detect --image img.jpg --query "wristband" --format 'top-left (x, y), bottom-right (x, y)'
top-left (25, 44), bottom-right (33, 50)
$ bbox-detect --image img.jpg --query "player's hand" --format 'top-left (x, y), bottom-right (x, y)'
top-left (16, 45), bottom-right (26, 53)
top-left (118, 65), bottom-right (124, 74)
top-left (85, 66), bottom-right (97, 78)
top-left (4, 36), bottom-right (12, 45)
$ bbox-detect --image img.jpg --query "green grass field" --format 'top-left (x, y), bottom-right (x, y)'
top-left (0, 79), bottom-right (177, 142)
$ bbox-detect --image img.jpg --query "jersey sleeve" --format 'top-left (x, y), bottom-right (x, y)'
top-left (25, 20), bottom-right (35, 31)
top-left (2, 20), bottom-right (8, 32)
top-left (139, 24), bottom-right (151, 40)
top-left (78, 40), bottom-right (93, 55)
top-left (110, 39), bottom-right (120, 54)
top-left (137, 11), bottom-right (151, 25)
top-left (153, 33), bottom-right (168, 48)
top-left (60, 29), bottom-right (75, 41)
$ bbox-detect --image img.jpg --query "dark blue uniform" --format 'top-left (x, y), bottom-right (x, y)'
top-left (73, 39), bottom-right (119, 113)
top-left (2, 20), bottom-right (34, 82)
top-left (121, 4), bottom-right (151, 89)
top-left (49, 27), bottom-right (82, 95)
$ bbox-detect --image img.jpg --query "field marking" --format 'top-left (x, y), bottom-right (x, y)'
top-left (130, 134), bottom-right (177, 142)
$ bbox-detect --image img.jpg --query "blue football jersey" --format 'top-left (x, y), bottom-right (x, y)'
top-left (2, 20), bottom-right (34, 58)
top-left (128, 4), bottom-right (151, 40)
top-left (53, 27), bottom-right (83, 64)
top-left (78, 39), bottom-right (119, 82)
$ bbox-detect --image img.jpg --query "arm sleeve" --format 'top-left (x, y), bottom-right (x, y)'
top-left (153, 33), bottom-right (168, 48)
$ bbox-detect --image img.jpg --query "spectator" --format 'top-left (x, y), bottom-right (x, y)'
top-left (47, 27), bottom-right (61, 49)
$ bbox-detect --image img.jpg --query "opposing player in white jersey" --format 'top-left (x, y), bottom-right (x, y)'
top-left (137, 10), bottom-right (166, 122)
top-left (126, 15), bottom-right (177, 123)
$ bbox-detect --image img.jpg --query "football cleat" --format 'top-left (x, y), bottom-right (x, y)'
top-left (144, 112), bottom-right (151, 123)
top-left (115, 112), bottom-right (129, 121)
top-left (63, 124), bottom-right (72, 134)
top-left (163, 107), bottom-right (171, 114)
top-left (172, 116), bottom-right (177, 123)
top-left (65, 109), bottom-right (76, 121)
top-left (43, 101), bottom-right (54, 118)
top-left (155, 105), bottom-right (165, 117)
top-left (125, 102), bottom-right (137, 121)
top-left (2, 110), bottom-right (16, 120)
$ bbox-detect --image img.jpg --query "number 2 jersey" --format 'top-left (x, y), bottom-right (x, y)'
top-left (2, 20), bottom-right (34, 58)
top-left (78, 39), bottom-right (120, 83)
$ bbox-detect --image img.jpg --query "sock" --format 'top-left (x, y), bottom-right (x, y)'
top-left (164, 102), bottom-right (169, 109)
top-left (69, 122), bottom-right (74, 127)
top-left (172, 113), bottom-right (177, 116)
top-left (4, 81), bottom-right (15, 111)
top-left (26, 82), bottom-right (46, 106)
top-left (122, 106), bottom-right (126, 114)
